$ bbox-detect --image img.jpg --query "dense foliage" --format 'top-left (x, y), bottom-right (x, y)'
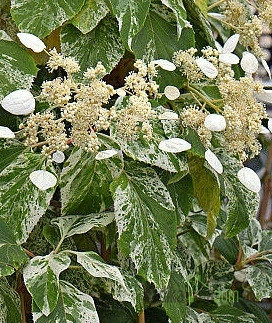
top-left (1, 0), bottom-right (272, 322)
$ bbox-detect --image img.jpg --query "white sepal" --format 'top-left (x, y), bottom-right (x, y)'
top-left (158, 138), bottom-right (191, 153)
top-left (259, 125), bottom-right (270, 134)
top-left (116, 88), bottom-right (126, 97)
top-left (195, 57), bottom-right (218, 79)
top-left (256, 90), bottom-right (272, 104)
top-left (237, 167), bottom-right (261, 193)
top-left (240, 52), bottom-right (258, 74)
top-left (261, 57), bottom-right (271, 79)
top-left (219, 53), bottom-right (239, 65)
top-left (17, 32), bottom-right (46, 53)
top-left (0, 126), bottom-right (15, 139)
top-left (268, 118), bottom-right (272, 133)
top-left (1, 89), bottom-right (35, 115)
top-left (205, 149), bottom-right (223, 174)
top-left (95, 149), bottom-right (118, 160)
top-left (158, 111), bottom-right (179, 120)
top-left (152, 59), bottom-right (176, 71)
top-left (234, 270), bottom-right (246, 283)
top-left (204, 114), bottom-right (226, 132)
top-left (164, 86), bottom-right (180, 100)
top-left (29, 170), bottom-right (57, 191)
top-left (52, 151), bottom-right (65, 163)
top-left (215, 41), bottom-right (223, 53)
top-left (222, 34), bottom-right (240, 54)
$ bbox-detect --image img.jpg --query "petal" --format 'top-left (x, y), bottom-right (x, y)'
top-left (237, 167), bottom-right (261, 193)
top-left (268, 118), bottom-right (272, 133)
top-left (208, 12), bottom-right (225, 20)
top-left (195, 58), bottom-right (218, 79)
top-left (116, 88), bottom-right (126, 97)
top-left (256, 90), bottom-right (272, 104)
top-left (95, 149), bottom-right (118, 160)
top-left (17, 33), bottom-right (46, 53)
top-left (219, 53), bottom-right (239, 65)
top-left (1, 89), bottom-right (35, 115)
top-left (259, 125), bottom-right (270, 134)
top-left (152, 59), bottom-right (176, 71)
top-left (240, 52), bottom-right (258, 74)
top-left (164, 86), bottom-right (180, 100)
top-left (205, 149), bottom-right (223, 174)
top-left (158, 138), bottom-right (191, 153)
top-left (158, 111), bottom-right (179, 120)
top-left (0, 126), bottom-right (15, 139)
top-left (52, 151), bottom-right (65, 163)
top-left (261, 57), bottom-right (271, 79)
top-left (204, 114), bottom-right (226, 132)
top-left (29, 170), bottom-right (57, 191)
top-left (222, 34), bottom-right (240, 54)
top-left (215, 41), bottom-right (223, 53)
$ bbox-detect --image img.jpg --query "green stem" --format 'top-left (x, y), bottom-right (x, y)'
top-left (207, 0), bottom-right (226, 11)
top-left (207, 13), bottom-right (240, 32)
top-left (54, 236), bottom-right (65, 254)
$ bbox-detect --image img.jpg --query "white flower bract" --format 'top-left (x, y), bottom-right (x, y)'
top-left (268, 118), bottom-right (272, 133)
top-left (222, 34), bottom-right (240, 54)
top-left (52, 151), bottom-right (65, 163)
top-left (195, 57), bottom-right (218, 79)
top-left (17, 32), bottom-right (46, 53)
top-left (256, 90), bottom-right (272, 104)
top-left (1, 89), bottom-right (35, 115)
top-left (158, 138), bottom-right (191, 153)
top-left (261, 58), bottom-right (271, 79)
top-left (95, 149), bottom-right (118, 160)
top-left (152, 59), bottom-right (176, 71)
top-left (29, 170), bottom-right (57, 191)
top-left (204, 114), bottom-right (226, 132)
top-left (116, 88), bottom-right (126, 97)
top-left (237, 167), bottom-right (261, 193)
top-left (158, 111), bottom-right (179, 120)
top-left (260, 125), bottom-right (270, 134)
top-left (0, 126), bottom-right (15, 139)
top-left (240, 52), bottom-right (259, 74)
top-left (205, 149), bottom-right (223, 174)
top-left (219, 53), bottom-right (239, 65)
top-left (164, 86), bottom-right (180, 100)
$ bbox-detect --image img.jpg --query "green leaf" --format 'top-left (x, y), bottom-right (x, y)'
top-left (10, 0), bottom-right (85, 38)
top-left (0, 142), bottom-right (56, 243)
top-left (52, 212), bottom-right (114, 239)
top-left (161, 0), bottom-right (187, 38)
top-left (71, 0), bottom-right (109, 34)
top-left (162, 271), bottom-right (186, 323)
top-left (188, 156), bottom-right (220, 238)
top-left (236, 298), bottom-right (271, 323)
top-left (60, 134), bottom-right (123, 215)
top-left (0, 218), bottom-right (28, 277)
top-left (210, 305), bottom-right (259, 323)
top-left (0, 278), bottom-right (22, 323)
top-left (132, 6), bottom-right (195, 62)
top-left (185, 128), bottom-right (206, 158)
top-left (108, 0), bottom-right (151, 49)
top-left (195, 0), bottom-right (208, 15)
top-left (213, 234), bottom-right (239, 265)
top-left (32, 280), bottom-right (99, 323)
top-left (61, 17), bottom-right (125, 74)
top-left (110, 164), bottom-right (177, 289)
top-left (23, 252), bottom-right (71, 316)
top-left (0, 40), bottom-right (38, 100)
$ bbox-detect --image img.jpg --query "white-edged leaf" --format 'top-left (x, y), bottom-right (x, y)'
top-left (222, 34), bottom-right (240, 54)
top-left (164, 85), bottom-right (180, 100)
top-left (237, 167), bottom-right (261, 193)
top-left (158, 111), bottom-right (179, 120)
top-left (196, 57), bottom-right (218, 79)
top-left (32, 280), bottom-right (99, 323)
top-left (261, 57), bottom-right (271, 79)
top-left (1, 89), bottom-right (35, 115)
top-left (205, 149), bottom-right (223, 174)
top-left (23, 252), bottom-right (71, 316)
top-left (159, 138), bottom-right (191, 153)
top-left (241, 52), bottom-right (258, 74)
top-left (152, 59), bottom-right (176, 71)
top-left (256, 90), bottom-right (272, 104)
top-left (204, 114), bottom-right (226, 132)
top-left (17, 32), bottom-right (46, 53)
top-left (95, 149), bottom-right (118, 160)
top-left (52, 151), bottom-right (65, 164)
top-left (29, 170), bottom-right (57, 191)
top-left (0, 126), bottom-right (15, 139)
top-left (219, 53), bottom-right (239, 65)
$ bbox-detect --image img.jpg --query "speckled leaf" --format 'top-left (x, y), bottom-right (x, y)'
top-left (0, 278), bottom-right (22, 323)
top-left (0, 218), bottom-right (28, 277)
top-left (108, 0), bottom-right (151, 49)
top-left (52, 212), bottom-right (115, 239)
top-left (0, 40), bottom-right (38, 100)
top-left (71, 0), bottom-right (109, 34)
top-left (23, 252), bottom-right (71, 316)
top-left (110, 165), bottom-right (176, 289)
top-left (32, 280), bottom-right (99, 323)
top-left (60, 135), bottom-right (123, 215)
top-left (61, 17), bottom-right (124, 74)
top-left (246, 264), bottom-right (272, 300)
top-left (10, 0), bottom-right (85, 38)
top-left (0, 142), bottom-right (56, 243)
top-left (132, 6), bottom-right (195, 62)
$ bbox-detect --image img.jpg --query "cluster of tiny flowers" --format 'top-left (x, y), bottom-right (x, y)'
top-left (256, 0), bottom-right (272, 29)
top-left (47, 48), bottom-right (80, 74)
top-left (219, 76), bottom-right (267, 160)
top-left (180, 106), bottom-right (212, 147)
top-left (173, 48), bottom-right (204, 82)
top-left (111, 60), bottom-right (159, 140)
